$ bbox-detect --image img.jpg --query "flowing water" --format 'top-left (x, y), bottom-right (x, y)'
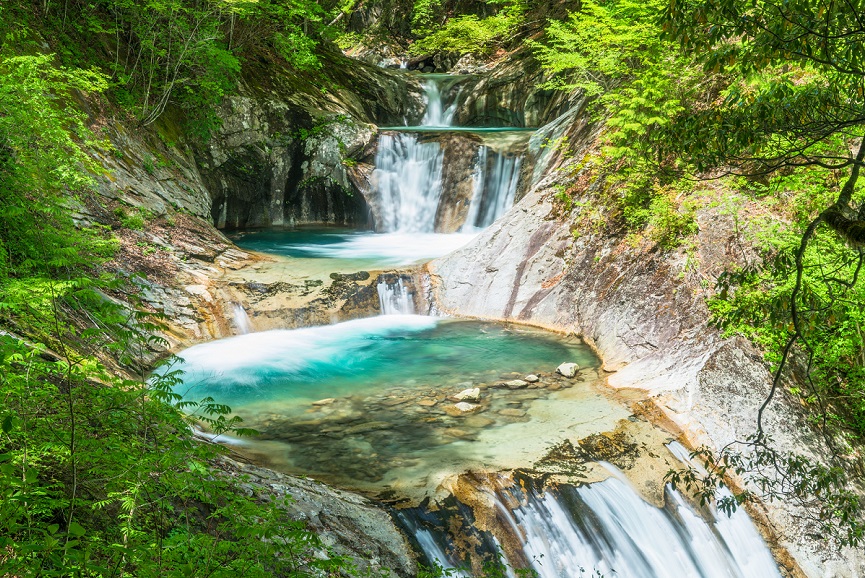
top-left (398, 470), bottom-right (781, 578)
top-left (201, 72), bottom-right (786, 576)
top-left (170, 316), bottom-right (617, 496)
top-left (230, 227), bottom-right (478, 268)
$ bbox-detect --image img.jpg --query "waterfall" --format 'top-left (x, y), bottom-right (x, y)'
top-left (421, 77), bottom-right (458, 128)
top-left (463, 147), bottom-right (523, 230)
top-left (399, 468), bottom-right (782, 577)
top-left (372, 133), bottom-right (445, 233)
top-left (377, 277), bottom-right (415, 315)
top-left (232, 302), bottom-right (251, 334)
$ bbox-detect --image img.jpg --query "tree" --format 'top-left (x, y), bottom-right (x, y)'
top-left (657, 0), bottom-right (865, 547)
top-left (661, 0), bottom-right (865, 246)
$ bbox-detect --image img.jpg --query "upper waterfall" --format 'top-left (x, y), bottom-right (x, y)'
top-left (420, 75), bottom-right (459, 127)
top-left (371, 73), bottom-right (529, 234)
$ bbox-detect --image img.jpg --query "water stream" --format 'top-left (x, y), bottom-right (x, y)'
top-left (397, 470), bottom-right (781, 578)
top-left (195, 72), bottom-right (787, 576)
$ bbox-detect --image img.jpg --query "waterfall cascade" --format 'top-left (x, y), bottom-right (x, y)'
top-left (462, 147), bottom-right (523, 230)
top-left (377, 277), bottom-right (415, 315)
top-left (371, 74), bottom-right (527, 233)
top-left (232, 302), bottom-right (252, 334)
top-left (399, 468), bottom-right (782, 578)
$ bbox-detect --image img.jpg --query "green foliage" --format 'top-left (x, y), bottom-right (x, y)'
top-left (535, 0), bottom-right (704, 248)
top-left (410, 0), bottom-right (525, 56)
top-left (0, 53), bottom-right (114, 278)
top-left (411, 0), bottom-right (443, 34)
top-left (0, 31), bottom-right (359, 577)
top-left (1, 0), bottom-right (335, 138)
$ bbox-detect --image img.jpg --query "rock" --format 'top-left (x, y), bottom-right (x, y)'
top-left (505, 379), bottom-right (529, 389)
top-left (417, 399), bottom-right (438, 407)
top-left (525, 374), bottom-right (540, 383)
top-left (453, 387), bottom-right (481, 402)
top-left (342, 422), bottom-right (391, 435)
top-left (444, 402), bottom-right (481, 416)
top-left (463, 415), bottom-right (495, 428)
top-left (498, 408), bottom-right (527, 418)
top-left (312, 398), bottom-right (336, 406)
top-left (442, 427), bottom-right (475, 440)
top-left (556, 362), bottom-right (580, 378)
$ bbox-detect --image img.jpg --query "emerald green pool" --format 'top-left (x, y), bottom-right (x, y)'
top-left (170, 316), bottom-right (628, 496)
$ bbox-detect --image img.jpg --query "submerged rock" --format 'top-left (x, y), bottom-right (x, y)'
top-left (556, 362), bottom-right (580, 378)
top-left (445, 402), bottom-right (481, 416)
top-left (504, 379), bottom-right (529, 389)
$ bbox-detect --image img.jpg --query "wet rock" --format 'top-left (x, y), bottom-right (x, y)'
top-left (525, 374), bottom-right (540, 383)
top-left (312, 398), bottom-right (336, 406)
top-left (330, 271), bottom-right (371, 282)
top-left (342, 421), bottom-right (391, 435)
top-left (498, 408), bottom-right (527, 418)
top-left (445, 402), bottom-right (481, 416)
top-left (443, 427), bottom-right (476, 440)
top-left (463, 415), bottom-right (495, 428)
top-left (452, 387), bottom-right (481, 402)
top-left (556, 362), bottom-right (580, 378)
top-left (505, 379), bottom-right (529, 389)
top-left (417, 399), bottom-right (438, 407)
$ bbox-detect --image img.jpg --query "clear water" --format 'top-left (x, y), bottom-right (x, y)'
top-left (169, 316), bottom-right (624, 495)
top-left (173, 316), bottom-right (595, 407)
top-left (230, 227), bottom-right (477, 268)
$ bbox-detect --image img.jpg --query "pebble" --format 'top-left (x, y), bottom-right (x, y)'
top-left (498, 408), bottom-right (527, 417)
top-left (525, 374), bottom-right (540, 383)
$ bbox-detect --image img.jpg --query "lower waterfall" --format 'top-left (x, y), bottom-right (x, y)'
top-left (398, 468), bottom-right (781, 578)
top-left (463, 147), bottom-right (523, 230)
top-left (377, 276), bottom-right (415, 315)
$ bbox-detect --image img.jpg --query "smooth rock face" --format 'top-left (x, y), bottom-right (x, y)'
top-left (556, 363), bottom-right (580, 378)
top-left (525, 374), bottom-right (539, 383)
top-left (427, 99), bottom-right (862, 577)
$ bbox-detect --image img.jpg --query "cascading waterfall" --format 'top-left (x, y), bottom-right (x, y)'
top-left (232, 302), bottom-right (252, 334)
top-left (372, 133), bottom-right (445, 233)
top-left (372, 74), bottom-right (526, 234)
top-left (462, 147), bottom-right (523, 230)
top-left (377, 277), bottom-right (415, 315)
top-left (400, 467), bottom-right (782, 577)
top-left (421, 77), bottom-right (459, 128)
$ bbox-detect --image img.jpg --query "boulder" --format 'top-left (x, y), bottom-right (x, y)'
top-left (453, 387), bottom-right (481, 402)
top-left (556, 362), bottom-right (580, 378)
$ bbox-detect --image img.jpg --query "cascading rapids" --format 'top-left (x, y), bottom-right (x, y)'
top-left (462, 147), bottom-right (523, 231)
top-left (398, 468), bottom-right (782, 578)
